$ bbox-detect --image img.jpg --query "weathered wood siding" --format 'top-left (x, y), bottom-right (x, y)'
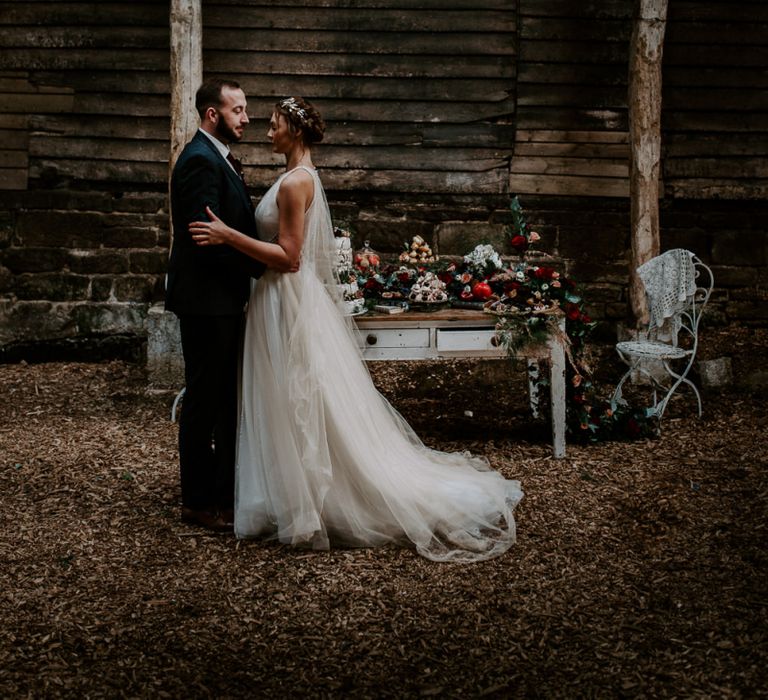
top-left (0, 1), bottom-right (518, 195)
top-left (3, 1), bottom-right (764, 201)
top-left (511, 0), bottom-right (634, 198)
top-left (204, 0), bottom-right (517, 196)
top-left (0, 1), bottom-right (171, 189)
top-left (662, 0), bottom-right (768, 199)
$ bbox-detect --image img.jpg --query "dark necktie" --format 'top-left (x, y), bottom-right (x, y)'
top-left (226, 152), bottom-right (245, 181)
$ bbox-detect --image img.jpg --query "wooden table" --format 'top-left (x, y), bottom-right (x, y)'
top-left (354, 309), bottom-right (566, 458)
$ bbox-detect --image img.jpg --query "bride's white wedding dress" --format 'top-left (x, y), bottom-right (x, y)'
top-left (235, 165), bottom-right (522, 562)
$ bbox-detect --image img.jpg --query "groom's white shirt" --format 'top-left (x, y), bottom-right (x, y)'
top-left (199, 128), bottom-right (239, 175)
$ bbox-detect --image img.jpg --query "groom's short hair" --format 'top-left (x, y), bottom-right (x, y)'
top-left (196, 78), bottom-right (242, 118)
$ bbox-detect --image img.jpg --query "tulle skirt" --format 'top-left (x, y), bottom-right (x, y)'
top-left (235, 268), bottom-right (523, 562)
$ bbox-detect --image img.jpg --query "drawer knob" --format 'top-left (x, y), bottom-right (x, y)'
top-left (490, 335), bottom-right (500, 347)
top-left (366, 334), bottom-right (378, 345)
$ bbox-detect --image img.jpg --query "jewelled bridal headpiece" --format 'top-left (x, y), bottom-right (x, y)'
top-left (276, 96), bottom-right (325, 144)
top-left (279, 97), bottom-right (309, 126)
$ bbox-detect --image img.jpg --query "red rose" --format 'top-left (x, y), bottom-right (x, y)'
top-left (437, 272), bottom-right (454, 284)
top-left (565, 303), bottom-right (581, 321)
top-left (534, 267), bottom-right (555, 280)
top-left (397, 272), bottom-right (411, 282)
top-left (510, 235), bottom-right (528, 250)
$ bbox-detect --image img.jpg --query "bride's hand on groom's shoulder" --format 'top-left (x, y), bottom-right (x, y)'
top-left (190, 206), bottom-right (232, 246)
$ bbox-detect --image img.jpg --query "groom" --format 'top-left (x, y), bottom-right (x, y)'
top-left (166, 78), bottom-right (265, 531)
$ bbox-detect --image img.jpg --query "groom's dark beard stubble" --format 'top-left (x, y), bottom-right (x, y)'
top-left (215, 122), bottom-right (242, 145)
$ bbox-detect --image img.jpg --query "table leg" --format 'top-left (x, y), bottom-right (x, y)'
top-left (527, 359), bottom-right (541, 419)
top-left (548, 335), bottom-right (567, 458)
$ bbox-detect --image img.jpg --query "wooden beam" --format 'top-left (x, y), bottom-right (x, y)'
top-left (169, 0), bottom-right (202, 248)
top-left (628, 0), bottom-right (667, 326)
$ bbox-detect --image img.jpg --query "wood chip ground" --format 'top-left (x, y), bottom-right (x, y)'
top-left (1, 327), bottom-right (766, 698)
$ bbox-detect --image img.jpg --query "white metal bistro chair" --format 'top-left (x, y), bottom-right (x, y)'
top-left (612, 249), bottom-right (713, 421)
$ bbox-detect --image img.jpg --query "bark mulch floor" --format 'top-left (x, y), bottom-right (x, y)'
top-left (1, 326), bottom-right (766, 698)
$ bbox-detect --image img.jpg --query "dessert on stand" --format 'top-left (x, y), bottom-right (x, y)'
top-left (399, 235), bottom-right (436, 265)
top-left (408, 271), bottom-right (448, 309)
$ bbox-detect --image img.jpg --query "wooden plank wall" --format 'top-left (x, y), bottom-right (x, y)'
top-left (1, 0), bottom-right (766, 202)
top-left (0, 0), bottom-right (518, 196)
top-left (511, 0), bottom-right (634, 198)
top-left (0, 1), bottom-right (171, 189)
top-left (0, 70), bottom-right (78, 189)
top-left (662, 0), bottom-right (768, 199)
top-left (203, 0), bottom-right (517, 195)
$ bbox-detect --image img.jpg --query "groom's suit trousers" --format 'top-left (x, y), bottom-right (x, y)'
top-left (177, 313), bottom-right (242, 511)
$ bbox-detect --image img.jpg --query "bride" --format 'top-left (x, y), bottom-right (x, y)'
top-left (190, 97), bottom-right (522, 562)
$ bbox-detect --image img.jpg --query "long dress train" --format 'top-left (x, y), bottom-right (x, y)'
top-left (235, 166), bottom-right (523, 562)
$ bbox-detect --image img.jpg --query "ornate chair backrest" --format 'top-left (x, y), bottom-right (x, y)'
top-left (637, 249), bottom-right (714, 348)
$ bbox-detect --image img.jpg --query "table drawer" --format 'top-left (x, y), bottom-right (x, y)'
top-left (358, 328), bottom-right (430, 349)
top-left (436, 328), bottom-right (501, 352)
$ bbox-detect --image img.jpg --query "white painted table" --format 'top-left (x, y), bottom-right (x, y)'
top-left (354, 309), bottom-right (567, 458)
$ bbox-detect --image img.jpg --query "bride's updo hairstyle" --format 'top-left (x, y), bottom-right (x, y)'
top-left (276, 96), bottom-right (325, 145)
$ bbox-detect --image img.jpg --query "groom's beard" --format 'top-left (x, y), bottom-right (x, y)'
top-left (215, 122), bottom-right (243, 144)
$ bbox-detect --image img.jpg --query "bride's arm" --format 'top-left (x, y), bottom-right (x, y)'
top-left (190, 174), bottom-right (310, 273)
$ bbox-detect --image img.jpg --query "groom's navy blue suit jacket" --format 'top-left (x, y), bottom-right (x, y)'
top-left (166, 131), bottom-right (265, 316)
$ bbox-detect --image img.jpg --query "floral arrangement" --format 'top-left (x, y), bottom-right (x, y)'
top-left (463, 244), bottom-right (504, 278)
top-left (508, 195), bottom-right (541, 254)
top-left (344, 198), bottom-right (656, 441)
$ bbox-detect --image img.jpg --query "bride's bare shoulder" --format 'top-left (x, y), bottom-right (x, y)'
top-left (278, 168), bottom-right (315, 202)
top-left (281, 167), bottom-right (315, 187)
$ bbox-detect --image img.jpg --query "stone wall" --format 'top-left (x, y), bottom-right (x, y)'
top-left (0, 189), bottom-right (168, 361)
top-left (2, 185), bottom-right (765, 364)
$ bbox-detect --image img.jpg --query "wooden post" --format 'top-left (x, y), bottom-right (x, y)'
top-left (169, 0), bottom-right (202, 246)
top-left (628, 0), bottom-right (667, 326)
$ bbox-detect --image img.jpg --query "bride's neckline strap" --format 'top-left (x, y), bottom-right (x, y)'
top-left (283, 165), bottom-right (316, 177)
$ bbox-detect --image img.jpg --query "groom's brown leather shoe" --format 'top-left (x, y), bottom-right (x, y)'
top-left (181, 507), bottom-right (232, 533)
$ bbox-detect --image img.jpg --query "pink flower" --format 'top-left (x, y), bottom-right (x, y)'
top-left (529, 231), bottom-right (540, 242)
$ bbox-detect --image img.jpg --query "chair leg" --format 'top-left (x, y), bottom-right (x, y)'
top-left (615, 362), bottom-right (671, 418)
top-left (612, 367), bottom-right (632, 406)
top-left (655, 359), bottom-right (702, 419)
top-left (171, 386), bottom-right (186, 423)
